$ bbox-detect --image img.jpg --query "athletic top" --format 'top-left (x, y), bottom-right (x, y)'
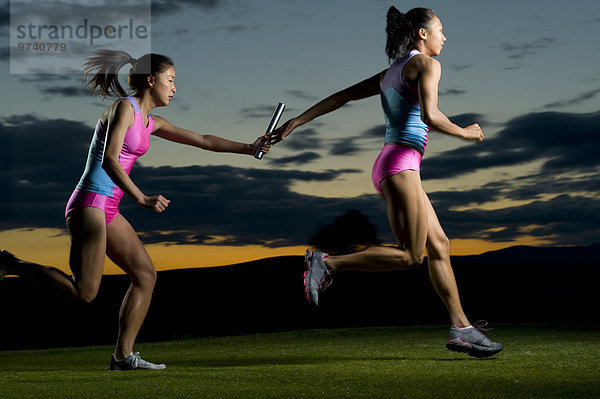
top-left (380, 49), bottom-right (429, 154)
top-left (75, 96), bottom-right (154, 201)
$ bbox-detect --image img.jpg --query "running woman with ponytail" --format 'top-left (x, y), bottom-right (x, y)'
top-left (0, 50), bottom-right (271, 369)
top-left (271, 7), bottom-right (502, 357)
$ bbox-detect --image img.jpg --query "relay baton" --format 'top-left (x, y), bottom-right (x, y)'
top-left (254, 102), bottom-right (285, 159)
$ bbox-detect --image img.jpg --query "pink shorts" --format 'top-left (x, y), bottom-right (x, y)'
top-left (65, 189), bottom-right (120, 225)
top-left (372, 144), bottom-right (422, 195)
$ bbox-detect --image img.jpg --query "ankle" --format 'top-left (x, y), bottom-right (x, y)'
top-left (451, 317), bottom-right (471, 328)
top-left (113, 350), bottom-right (132, 361)
top-left (323, 256), bottom-right (336, 273)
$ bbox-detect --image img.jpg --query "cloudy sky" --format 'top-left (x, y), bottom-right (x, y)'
top-left (1, 0), bottom-right (599, 274)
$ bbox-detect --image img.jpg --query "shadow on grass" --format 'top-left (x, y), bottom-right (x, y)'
top-left (173, 354), bottom-right (491, 368)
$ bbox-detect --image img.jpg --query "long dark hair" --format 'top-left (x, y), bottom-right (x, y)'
top-left (385, 6), bottom-right (436, 63)
top-left (83, 50), bottom-right (174, 98)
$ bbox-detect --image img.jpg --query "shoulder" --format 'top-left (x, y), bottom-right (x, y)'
top-left (149, 114), bottom-right (172, 131)
top-left (409, 55), bottom-right (441, 82)
top-left (102, 98), bottom-right (135, 128)
top-left (410, 54), bottom-right (440, 70)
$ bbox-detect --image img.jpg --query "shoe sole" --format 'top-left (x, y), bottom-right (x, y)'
top-left (303, 249), bottom-right (317, 305)
top-left (446, 339), bottom-right (503, 358)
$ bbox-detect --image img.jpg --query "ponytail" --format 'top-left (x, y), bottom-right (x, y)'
top-left (385, 6), bottom-right (436, 63)
top-left (84, 50), bottom-right (174, 98)
top-left (83, 50), bottom-right (135, 98)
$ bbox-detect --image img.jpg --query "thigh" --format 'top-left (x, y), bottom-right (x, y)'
top-left (66, 207), bottom-right (107, 293)
top-left (380, 170), bottom-right (428, 253)
top-left (106, 214), bottom-right (155, 284)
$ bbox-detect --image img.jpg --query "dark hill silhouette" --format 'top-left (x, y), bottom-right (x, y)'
top-left (1, 244), bottom-right (598, 350)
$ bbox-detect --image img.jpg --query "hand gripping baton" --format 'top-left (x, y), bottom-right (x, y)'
top-left (254, 102), bottom-right (285, 159)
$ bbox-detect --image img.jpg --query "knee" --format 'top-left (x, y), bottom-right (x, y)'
top-left (429, 235), bottom-right (451, 259)
top-left (398, 246), bottom-right (424, 267)
top-left (131, 262), bottom-right (157, 289)
top-left (76, 287), bottom-right (99, 304)
top-left (407, 251), bottom-right (425, 267)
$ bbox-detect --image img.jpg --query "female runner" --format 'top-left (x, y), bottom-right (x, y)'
top-left (0, 50), bottom-right (271, 369)
top-left (272, 7), bottom-right (502, 357)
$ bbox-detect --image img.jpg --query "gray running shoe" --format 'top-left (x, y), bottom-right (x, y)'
top-left (110, 352), bottom-right (166, 371)
top-left (0, 250), bottom-right (16, 280)
top-left (303, 249), bottom-right (332, 306)
top-left (446, 323), bottom-right (503, 358)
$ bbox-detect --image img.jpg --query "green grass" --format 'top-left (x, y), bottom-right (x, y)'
top-left (0, 325), bottom-right (599, 398)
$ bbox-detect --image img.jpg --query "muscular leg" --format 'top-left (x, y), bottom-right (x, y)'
top-left (325, 171), bottom-right (428, 272)
top-left (423, 192), bottom-right (470, 327)
top-left (3, 207), bottom-right (106, 303)
top-left (106, 214), bottom-right (157, 360)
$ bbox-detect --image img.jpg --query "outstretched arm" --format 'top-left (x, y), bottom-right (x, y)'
top-left (271, 71), bottom-right (385, 143)
top-left (152, 115), bottom-right (270, 156)
top-left (418, 57), bottom-right (484, 142)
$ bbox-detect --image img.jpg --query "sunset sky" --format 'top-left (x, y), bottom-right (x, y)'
top-left (1, 0), bottom-right (599, 274)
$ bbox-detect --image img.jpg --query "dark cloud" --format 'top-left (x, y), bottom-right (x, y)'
top-left (422, 111), bottom-right (600, 180)
top-left (17, 75), bottom-right (75, 83)
top-left (439, 88), bottom-right (467, 97)
top-left (363, 125), bottom-right (385, 139)
top-left (542, 88), bottom-right (600, 109)
top-left (0, 115), bottom-right (95, 230)
top-left (1, 114), bottom-right (371, 247)
top-left (290, 13), bottom-right (313, 19)
top-left (265, 151), bottom-right (322, 166)
top-left (506, 173), bottom-right (600, 201)
top-left (199, 24), bottom-right (262, 34)
top-left (499, 37), bottom-right (558, 60)
top-left (427, 185), bottom-right (503, 210)
top-left (240, 105), bottom-right (279, 119)
top-left (329, 137), bottom-right (360, 156)
top-left (3, 111), bottom-right (599, 249)
top-left (0, 1), bottom-right (7, 39)
top-left (434, 194), bottom-right (600, 245)
top-left (214, 24), bottom-right (261, 33)
top-left (284, 90), bottom-right (319, 101)
top-left (447, 113), bottom-right (488, 127)
top-left (37, 85), bottom-right (87, 97)
top-left (125, 164), bottom-right (371, 246)
top-left (449, 65), bottom-right (472, 72)
top-left (152, 0), bottom-right (224, 16)
top-left (276, 125), bottom-right (381, 159)
top-left (281, 128), bottom-right (323, 151)
top-left (9, 1), bottom-right (152, 27)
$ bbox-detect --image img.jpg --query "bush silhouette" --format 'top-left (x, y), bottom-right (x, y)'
top-left (309, 209), bottom-right (381, 255)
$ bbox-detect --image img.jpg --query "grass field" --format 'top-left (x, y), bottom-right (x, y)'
top-left (0, 325), bottom-right (598, 398)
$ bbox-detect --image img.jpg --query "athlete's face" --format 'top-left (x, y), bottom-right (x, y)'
top-left (422, 16), bottom-right (446, 57)
top-left (150, 66), bottom-right (176, 106)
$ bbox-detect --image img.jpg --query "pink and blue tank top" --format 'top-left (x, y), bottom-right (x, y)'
top-left (76, 96), bottom-right (154, 201)
top-left (380, 49), bottom-right (429, 154)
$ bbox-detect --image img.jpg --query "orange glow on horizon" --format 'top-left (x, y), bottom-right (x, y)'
top-left (0, 228), bottom-right (554, 277)
top-left (0, 228), bottom-right (307, 275)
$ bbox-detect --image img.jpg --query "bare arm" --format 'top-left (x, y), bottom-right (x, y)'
top-left (418, 57), bottom-right (483, 142)
top-left (272, 71), bottom-right (385, 142)
top-left (102, 100), bottom-right (170, 212)
top-left (152, 115), bottom-right (270, 156)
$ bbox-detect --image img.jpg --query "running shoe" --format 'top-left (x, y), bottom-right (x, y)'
top-left (110, 352), bottom-right (166, 371)
top-left (446, 322), bottom-right (503, 358)
top-left (0, 250), bottom-right (16, 280)
top-left (303, 249), bottom-right (332, 306)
